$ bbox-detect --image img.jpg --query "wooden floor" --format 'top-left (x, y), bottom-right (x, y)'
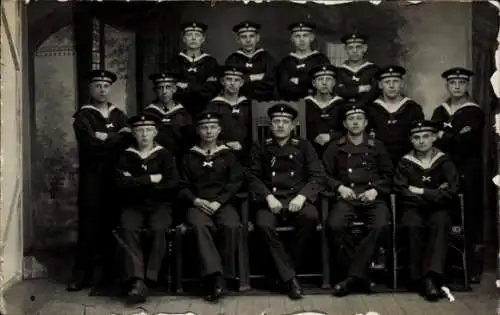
top-left (3, 278), bottom-right (500, 315)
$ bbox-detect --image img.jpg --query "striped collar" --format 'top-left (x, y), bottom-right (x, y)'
top-left (144, 103), bottom-right (184, 116)
top-left (235, 48), bottom-right (264, 59)
top-left (304, 95), bottom-right (343, 109)
top-left (79, 104), bottom-right (119, 119)
top-left (289, 50), bottom-right (319, 60)
top-left (211, 96), bottom-right (248, 107)
top-left (439, 101), bottom-right (480, 116)
top-left (179, 52), bottom-right (210, 63)
top-left (373, 97), bottom-right (411, 114)
top-left (125, 145), bottom-right (164, 160)
top-left (402, 149), bottom-right (446, 170)
top-left (189, 144), bottom-right (229, 157)
top-left (339, 61), bottom-right (374, 73)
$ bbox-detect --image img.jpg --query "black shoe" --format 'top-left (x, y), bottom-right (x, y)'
top-left (204, 274), bottom-right (224, 302)
top-left (422, 278), bottom-right (440, 302)
top-left (332, 277), bottom-right (358, 297)
top-left (127, 279), bottom-right (147, 304)
top-left (286, 277), bottom-right (303, 300)
top-left (67, 273), bottom-right (89, 291)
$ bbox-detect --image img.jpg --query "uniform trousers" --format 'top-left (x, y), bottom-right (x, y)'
top-left (327, 199), bottom-right (390, 279)
top-left (186, 205), bottom-right (240, 279)
top-left (255, 201), bottom-right (319, 282)
top-left (120, 203), bottom-right (172, 282)
top-left (400, 207), bottom-right (451, 280)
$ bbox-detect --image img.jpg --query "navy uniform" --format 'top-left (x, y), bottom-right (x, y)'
top-left (179, 111), bottom-right (244, 301)
top-left (393, 120), bottom-right (459, 301)
top-left (305, 64), bottom-right (346, 156)
top-left (367, 66), bottom-right (425, 166)
top-left (115, 113), bottom-right (180, 303)
top-left (167, 22), bottom-right (220, 116)
top-left (206, 65), bottom-right (253, 165)
top-left (276, 22), bottom-right (330, 101)
top-left (225, 21), bottom-right (277, 102)
top-left (323, 104), bottom-right (393, 296)
top-left (248, 104), bottom-right (325, 299)
top-left (336, 33), bottom-right (380, 105)
top-left (431, 67), bottom-right (484, 280)
top-left (69, 70), bottom-right (134, 291)
top-left (143, 72), bottom-right (193, 159)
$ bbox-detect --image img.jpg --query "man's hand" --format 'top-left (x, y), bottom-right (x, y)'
top-left (206, 76), bottom-right (218, 82)
top-left (176, 82), bottom-right (188, 89)
top-left (95, 131), bottom-right (108, 141)
top-left (408, 185), bottom-right (424, 195)
top-left (290, 77), bottom-right (299, 85)
top-left (118, 127), bottom-right (132, 133)
top-left (208, 201), bottom-right (222, 212)
top-left (459, 126), bottom-right (471, 134)
top-left (358, 188), bottom-right (378, 202)
top-left (358, 85), bottom-right (372, 93)
top-left (194, 198), bottom-right (214, 215)
top-left (266, 194), bottom-right (283, 214)
top-left (439, 183), bottom-right (449, 189)
top-left (122, 171), bottom-right (132, 177)
top-left (288, 194), bottom-right (307, 212)
top-left (314, 133), bottom-right (331, 146)
top-left (226, 141), bottom-right (243, 151)
top-left (250, 73), bottom-right (264, 81)
top-left (150, 174), bottom-right (162, 183)
top-left (337, 185), bottom-right (357, 201)
top-left (437, 130), bottom-right (444, 139)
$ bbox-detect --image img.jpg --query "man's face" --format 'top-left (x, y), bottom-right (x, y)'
top-left (343, 113), bottom-right (368, 136)
top-left (291, 31), bottom-right (314, 51)
top-left (197, 122), bottom-right (221, 142)
top-left (379, 77), bottom-right (403, 99)
top-left (446, 78), bottom-right (469, 98)
top-left (221, 75), bottom-right (244, 95)
top-left (133, 125), bottom-right (158, 147)
top-left (154, 82), bottom-right (177, 103)
top-left (270, 116), bottom-right (295, 139)
top-left (410, 131), bottom-right (436, 153)
top-left (237, 32), bottom-right (259, 52)
top-left (89, 81), bottom-right (111, 103)
top-left (345, 43), bottom-right (367, 62)
top-left (182, 31), bottom-right (205, 50)
top-left (312, 75), bottom-right (335, 94)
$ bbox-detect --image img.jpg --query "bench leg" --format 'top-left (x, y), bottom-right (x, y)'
top-left (238, 201), bottom-right (251, 292)
top-left (174, 227), bottom-right (184, 294)
top-left (321, 196), bottom-right (331, 289)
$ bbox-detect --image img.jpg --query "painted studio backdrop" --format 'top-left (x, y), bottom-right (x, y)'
top-left (26, 0), bottom-right (499, 273)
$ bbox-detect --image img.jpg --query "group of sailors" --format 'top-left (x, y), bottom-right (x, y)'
top-left (66, 20), bottom-right (484, 305)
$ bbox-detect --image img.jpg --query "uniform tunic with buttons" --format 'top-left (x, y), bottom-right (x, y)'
top-left (167, 52), bottom-right (220, 116)
top-left (367, 97), bottom-right (425, 166)
top-left (276, 51), bottom-right (330, 102)
top-left (248, 137), bottom-right (325, 203)
top-left (72, 103), bottom-right (133, 276)
top-left (304, 95), bottom-right (346, 156)
top-left (322, 135), bottom-right (393, 196)
top-left (142, 103), bottom-right (193, 158)
top-left (225, 49), bottom-right (277, 102)
top-left (179, 144), bottom-right (244, 278)
top-left (206, 96), bottom-right (252, 165)
top-left (336, 62), bottom-right (380, 105)
top-left (115, 145), bottom-right (180, 281)
top-left (393, 149), bottom-right (459, 279)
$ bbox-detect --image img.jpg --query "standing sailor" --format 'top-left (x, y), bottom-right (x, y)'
top-left (225, 20), bottom-right (277, 102)
top-left (431, 67), bottom-right (484, 282)
top-left (336, 33), bottom-right (379, 105)
top-left (276, 22), bottom-right (330, 102)
top-left (167, 22), bottom-right (220, 116)
top-left (68, 69), bottom-right (133, 291)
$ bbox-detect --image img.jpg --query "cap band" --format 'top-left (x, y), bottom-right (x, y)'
top-left (345, 108), bottom-right (366, 117)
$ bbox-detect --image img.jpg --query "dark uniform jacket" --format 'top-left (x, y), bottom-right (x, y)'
top-left (248, 137), bottom-right (325, 203)
top-left (323, 135), bottom-right (393, 196)
top-left (167, 52), bottom-right (220, 115)
top-left (179, 144), bottom-right (245, 205)
top-left (142, 103), bottom-right (193, 158)
top-left (276, 51), bottom-right (330, 101)
top-left (225, 48), bottom-right (277, 102)
top-left (336, 62), bottom-right (380, 105)
top-left (393, 149), bottom-right (459, 209)
top-left (304, 95), bottom-right (346, 154)
top-left (431, 100), bottom-right (483, 172)
top-left (115, 145), bottom-right (180, 208)
top-left (73, 103), bottom-right (132, 170)
top-left (367, 97), bottom-right (425, 165)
